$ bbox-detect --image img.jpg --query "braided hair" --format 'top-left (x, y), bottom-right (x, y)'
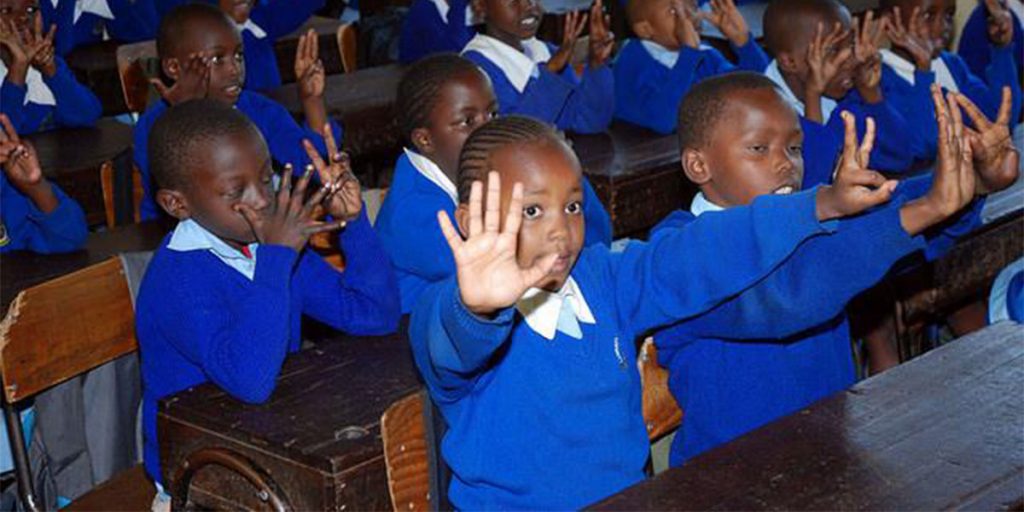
top-left (396, 53), bottom-right (485, 143)
top-left (456, 115), bottom-right (563, 203)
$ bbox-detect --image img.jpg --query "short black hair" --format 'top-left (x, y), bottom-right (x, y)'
top-left (148, 98), bottom-right (264, 191)
top-left (677, 72), bottom-right (782, 150)
top-left (396, 53), bottom-right (486, 141)
top-left (157, 2), bottom-right (235, 59)
top-left (763, 0), bottom-right (849, 55)
top-left (456, 115), bottom-right (564, 203)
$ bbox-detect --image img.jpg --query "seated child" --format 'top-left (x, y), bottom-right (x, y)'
top-left (990, 258), bottom-right (1024, 324)
top-left (957, 0), bottom-right (1023, 83)
top-left (40, 0), bottom-right (158, 55)
top-left (881, 0), bottom-right (1022, 157)
top-left (652, 72), bottom-right (1017, 465)
top-left (135, 99), bottom-right (400, 485)
top-left (399, 0), bottom-right (476, 63)
top-left (0, 7), bottom-right (101, 133)
top-left (614, 0), bottom-right (768, 134)
top-left (461, 0), bottom-right (616, 133)
top-left (410, 113), bottom-right (898, 509)
top-left (134, 3), bottom-right (341, 220)
top-left (762, 0), bottom-right (923, 181)
top-left (0, 113), bottom-right (86, 253)
top-left (375, 54), bottom-right (612, 314)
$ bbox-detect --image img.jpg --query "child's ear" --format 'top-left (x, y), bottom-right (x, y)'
top-left (162, 57), bottom-right (180, 81)
top-left (681, 148), bottom-right (712, 186)
top-left (411, 127), bottom-right (434, 155)
top-left (454, 203), bottom-right (470, 238)
top-left (632, 20), bottom-right (654, 40)
top-left (156, 189), bottom-right (190, 220)
top-left (469, 0), bottom-right (486, 22)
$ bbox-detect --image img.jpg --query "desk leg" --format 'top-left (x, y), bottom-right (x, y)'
top-left (2, 396), bottom-right (41, 512)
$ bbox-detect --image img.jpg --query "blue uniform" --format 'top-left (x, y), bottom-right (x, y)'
top-left (375, 150), bottom-right (614, 314)
top-left (0, 174), bottom-right (87, 254)
top-left (40, 0), bottom-right (159, 55)
top-left (241, 0), bottom-right (326, 91)
top-left (410, 188), bottom-right (837, 509)
top-left (958, 4), bottom-right (1024, 96)
top-left (398, 0), bottom-right (476, 64)
top-left (463, 34), bottom-right (614, 133)
top-left (133, 91), bottom-right (342, 220)
top-left (0, 57), bottom-right (101, 134)
top-left (613, 37), bottom-right (768, 134)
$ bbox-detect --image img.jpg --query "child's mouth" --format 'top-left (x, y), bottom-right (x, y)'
top-left (550, 252), bottom-right (571, 273)
top-left (224, 84), bottom-right (242, 95)
top-left (773, 185), bottom-right (796, 195)
top-left (520, 16), bottom-right (539, 29)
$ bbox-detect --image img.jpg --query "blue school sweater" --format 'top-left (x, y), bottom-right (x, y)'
top-left (462, 34), bottom-right (614, 133)
top-left (136, 209), bottom-right (400, 482)
top-left (242, 0), bottom-right (326, 92)
top-left (958, 5), bottom-right (1024, 92)
top-left (133, 91), bottom-right (343, 220)
top-left (410, 187), bottom-right (837, 510)
top-left (652, 178), bottom-right (984, 466)
top-left (0, 57), bottom-right (101, 134)
top-left (40, 0), bottom-right (158, 55)
top-left (0, 174), bottom-right (87, 253)
top-left (375, 150), bottom-right (614, 314)
top-left (613, 38), bottom-right (768, 134)
top-left (881, 49), bottom-right (1023, 160)
top-left (398, 0), bottom-right (476, 64)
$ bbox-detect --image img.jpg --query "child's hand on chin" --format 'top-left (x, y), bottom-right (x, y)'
top-left (815, 110), bottom-right (899, 221)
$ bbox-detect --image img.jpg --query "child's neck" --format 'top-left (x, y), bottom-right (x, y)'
top-left (779, 69), bottom-right (810, 103)
top-left (486, 27), bottom-right (525, 52)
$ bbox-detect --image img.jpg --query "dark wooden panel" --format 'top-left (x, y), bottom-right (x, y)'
top-left (589, 322), bottom-right (1024, 511)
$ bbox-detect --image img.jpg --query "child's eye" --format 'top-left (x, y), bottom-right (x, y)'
top-left (487, 110), bottom-right (498, 120)
top-left (749, 145), bottom-right (768, 153)
top-left (789, 144), bottom-right (802, 153)
top-left (224, 189), bottom-right (243, 200)
top-left (565, 201), bottom-right (582, 215)
top-left (523, 205), bottom-right (542, 219)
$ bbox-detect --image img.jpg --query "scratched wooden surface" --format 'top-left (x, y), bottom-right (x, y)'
top-left (589, 321), bottom-right (1024, 511)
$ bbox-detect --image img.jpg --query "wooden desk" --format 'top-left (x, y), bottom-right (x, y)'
top-left (26, 119), bottom-right (135, 227)
top-left (0, 220), bottom-right (169, 317)
top-left (570, 122), bottom-right (694, 238)
top-left (158, 333), bottom-right (421, 510)
top-left (589, 321), bottom-right (1024, 511)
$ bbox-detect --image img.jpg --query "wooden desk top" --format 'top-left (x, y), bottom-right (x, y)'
top-left (26, 119), bottom-right (134, 178)
top-left (589, 321), bottom-right (1024, 511)
top-left (0, 220), bottom-right (170, 317)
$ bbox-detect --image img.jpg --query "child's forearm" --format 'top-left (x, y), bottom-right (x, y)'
top-left (301, 95), bottom-right (329, 139)
top-left (898, 196), bottom-right (946, 236)
top-left (23, 180), bottom-right (59, 214)
top-left (804, 90), bottom-right (825, 124)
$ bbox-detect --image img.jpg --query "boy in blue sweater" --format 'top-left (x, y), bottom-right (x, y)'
top-left (762, 0), bottom-right (923, 181)
top-left (0, 112), bottom-right (86, 253)
top-left (652, 73), bottom-right (1017, 465)
top-left (613, 0), bottom-right (768, 134)
top-left (0, 7), bottom-right (101, 133)
top-left (461, 0), bottom-right (616, 133)
top-left (135, 99), bottom-right (400, 486)
top-left (881, 0), bottom-right (1022, 158)
top-left (375, 54), bottom-right (612, 314)
top-left (399, 0), bottom-right (476, 63)
top-left (134, 3), bottom-right (341, 220)
top-left (410, 114), bottom-right (902, 509)
top-left (39, 0), bottom-right (158, 55)
top-left (958, 0), bottom-right (1023, 87)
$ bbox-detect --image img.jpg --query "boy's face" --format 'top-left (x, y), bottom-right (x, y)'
top-left (633, 0), bottom-right (698, 51)
top-left (687, 88), bottom-right (805, 208)
top-left (475, 0), bottom-right (543, 48)
top-left (0, 0), bottom-right (37, 30)
top-left (164, 18), bottom-right (245, 104)
top-left (907, 0), bottom-right (954, 57)
top-left (414, 69), bottom-right (498, 180)
top-left (219, 0), bottom-right (253, 23)
top-left (162, 130), bottom-right (274, 250)
top-left (781, 8), bottom-right (856, 99)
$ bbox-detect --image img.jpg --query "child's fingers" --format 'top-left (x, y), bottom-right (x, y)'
top-left (277, 164), bottom-right (294, 212)
top-left (468, 179), bottom-right (484, 237)
top-left (0, 114), bottom-right (17, 143)
top-left (947, 91), bottom-right (964, 142)
top-left (840, 111), bottom-right (859, 163)
top-left (522, 253), bottom-right (560, 288)
top-left (996, 86), bottom-right (1012, 126)
top-left (302, 139), bottom-right (330, 182)
top-left (931, 84), bottom-right (951, 144)
top-left (858, 116), bottom-right (876, 167)
top-left (305, 219), bottom-right (347, 236)
top-left (302, 182), bottom-right (332, 219)
top-left (437, 210), bottom-right (464, 252)
top-left (291, 165), bottom-right (315, 215)
top-left (503, 182), bottom-right (524, 237)
top-left (235, 203), bottom-right (263, 238)
top-left (149, 78), bottom-right (170, 98)
top-left (850, 167), bottom-right (889, 188)
top-left (484, 171), bottom-right (501, 233)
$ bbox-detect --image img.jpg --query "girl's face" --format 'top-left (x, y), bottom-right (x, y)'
top-left (0, 0), bottom-right (37, 31)
top-left (414, 70), bottom-right (498, 181)
top-left (475, 0), bottom-right (544, 49)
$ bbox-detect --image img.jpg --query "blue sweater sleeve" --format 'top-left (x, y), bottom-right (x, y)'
top-left (732, 36), bottom-right (768, 72)
top-left (45, 57), bottom-right (102, 128)
top-left (828, 91), bottom-right (919, 173)
top-left (104, 0), bottom-right (159, 42)
top-left (295, 208), bottom-right (401, 335)
top-left (613, 42), bottom-right (705, 135)
top-left (799, 117), bottom-right (842, 187)
top-left (557, 63), bottom-right (614, 133)
top-left (946, 49), bottom-right (1022, 125)
top-left (3, 181), bottom-right (88, 253)
top-left (250, 0), bottom-right (326, 39)
top-left (467, 51), bottom-right (575, 126)
top-left (0, 77), bottom-right (29, 133)
top-left (582, 176), bottom-right (612, 245)
top-left (377, 196), bottom-right (457, 281)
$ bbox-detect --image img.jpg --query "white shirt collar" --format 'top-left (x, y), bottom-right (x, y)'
top-left (462, 33), bottom-right (551, 93)
top-left (236, 18), bottom-right (267, 39)
top-left (0, 60), bottom-right (55, 106)
top-left (765, 59), bottom-right (837, 121)
top-left (516, 276), bottom-right (596, 340)
top-left (167, 219), bottom-right (259, 280)
top-left (639, 39), bottom-right (714, 69)
top-left (50, 0), bottom-right (114, 22)
top-left (429, 0), bottom-right (477, 26)
top-left (880, 49), bottom-right (959, 92)
top-left (404, 148), bottom-right (457, 205)
top-left (689, 192), bottom-right (725, 217)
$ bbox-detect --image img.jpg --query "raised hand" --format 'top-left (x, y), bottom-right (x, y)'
top-left (22, 12), bottom-right (56, 77)
top-left (956, 86), bottom-right (1020, 194)
top-left (0, 18), bottom-right (30, 85)
top-left (984, 0), bottom-right (1014, 47)
top-left (703, 0), bottom-right (749, 47)
top-left (884, 6), bottom-right (935, 70)
top-left (805, 21), bottom-right (852, 122)
top-left (853, 11), bottom-right (884, 102)
top-left (0, 113), bottom-right (57, 213)
top-left (816, 111), bottom-right (898, 220)
top-left (673, 0), bottom-right (701, 49)
top-left (235, 165), bottom-right (347, 252)
top-left (302, 123), bottom-right (363, 222)
top-left (588, 0), bottom-right (614, 68)
top-left (547, 10), bottom-right (587, 74)
top-left (437, 172), bottom-right (559, 316)
top-left (295, 29), bottom-right (325, 101)
top-left (150, 53), bottom-right (211, 105)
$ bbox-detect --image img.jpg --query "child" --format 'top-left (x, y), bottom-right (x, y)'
top-left (762, 0), bottom-right (922, 182)
top-left (410, 113), bottom-right (899, 509)
top-left (0, 7), bottom-right (100, 133)
top-left (0, 113), bottom-right (86, 253)
top-left (461, 0), bottom-right (616, 133)
top-left (881, 0), bottom-right (1022, 157)
top-left (375, 54), bottom-right (612, 314)
top-left (652, 72), bottom-right (1016, 465)
top-left (614, 0), bottom-right (768, 134)
top-left (398, 0), bottom-right (476, 64)
top-left (135, 99), bottom-right (400, 487)
top-left (134, 3), bottom-right (340, 220)
top-left (39, 0), bottom-right (158, 55)
top-left (958, 0), bottom-right (1023, 84)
